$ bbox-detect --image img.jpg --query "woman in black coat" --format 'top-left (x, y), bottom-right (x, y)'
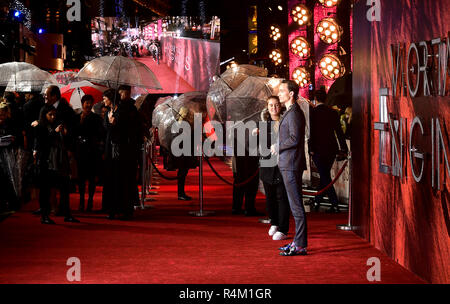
top-left (73, 95), bottom-right (105, 212)
top-left (256, 96), bottom-right (290, 241)
top-left (102, 89), bottom-right (141, 220)
top-left (33, 105), bottom-right (79, 224)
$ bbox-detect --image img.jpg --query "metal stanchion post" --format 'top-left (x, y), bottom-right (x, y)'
top-left (139, 140), bottom-right (155, 209)
top-left (189, 154), bottom-right (214, 217)
top-left (337, 151), bottom-right (359, 231)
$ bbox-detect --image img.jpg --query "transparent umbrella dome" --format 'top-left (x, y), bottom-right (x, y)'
top-left (0, 62), bottom-right (58, 92)
top-left (206, 64), bottom-right (268, 123)
top-left (76, 55), bottom-right (162, 90)
top-left (152, 92), bottom-right (207, 151)
top-left (225, 76), bottom-right (283, 122)
top-left (0, 62), bottom-right (40, 85)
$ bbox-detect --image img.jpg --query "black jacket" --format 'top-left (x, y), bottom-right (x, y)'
top-left (34, 123), bottom-right (70, 176)
top-left (309, 104), bottom-right (348, 157)
top-left (278, 102), bottom-right (307, 171)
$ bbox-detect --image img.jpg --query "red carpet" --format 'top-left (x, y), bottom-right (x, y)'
top-left (0, 158), bottom-right (425, 284)
top-left (136, 57), bottom-right (195, 94)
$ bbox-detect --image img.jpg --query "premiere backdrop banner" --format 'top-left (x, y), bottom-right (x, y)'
top-left (353, 0), bottom-right (450, 283)
top-left (161, 36), bottom-right (220, 92)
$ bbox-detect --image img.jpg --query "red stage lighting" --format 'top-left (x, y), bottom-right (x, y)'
top-left (290, 36), bottom-right (311, 59)
top-left (316, 17), bottom-right (343, 44)
top-left (290, 4), bottom-right (311, 27)
top-left (291, 66), bottom-right (311, 87)
top-left (319, 53), bottom-right (345, 80)
top-left (318, 0), bottom-right (341, 8)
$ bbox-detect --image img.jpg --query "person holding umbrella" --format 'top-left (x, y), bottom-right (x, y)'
top-left (102, 89), bottom-right (140, 220)
top-left (73, 94), bottom-right (105, 212)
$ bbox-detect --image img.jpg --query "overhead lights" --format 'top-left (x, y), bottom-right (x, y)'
top-left (290, 36), bottom-right (311, 59)
top-left (290, 4), bottom-right (311, 27)
top-left (227, 61), bottom-right (238, 70)
top-left (316, 17), bottom-right (343, 44)
top-left (319, 54), bottom-right (345, 80)
top-left (269, 25), bottom-right (281, 41)
top-left (291, 67), bottom-right (310, 88)
top-left (269, 49), bottom-right (282, 65)
top-left (318, 0), bottom-right (341, 8)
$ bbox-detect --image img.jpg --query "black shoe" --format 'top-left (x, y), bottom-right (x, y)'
top-left (41, 216), bottom-right (56, 224)
top-left (326, 206), bottom-right (341, 213)
top-left (178, 194), bottom-right (192, 201)
top-left (313, 202), bottom-right (320, 212)
top-left (32, 208), bottom-right (41, 215)
top-left (244, 210), bottom-right (265, 216)
top-left (106, 214), bottom-right (115, 220)
top-left (280, 245), bottom-right (307, 256)
top-left (64, 216), bottom-right (80, 223)
top-left (278, 242), bottom-right (293, 252)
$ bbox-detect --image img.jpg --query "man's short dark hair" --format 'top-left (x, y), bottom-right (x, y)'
top-left (103, 88), bottom-right (120, 103)
top-left (282, 80), bottom-right (299, 101)
top-left (47, 85), bottom-right (61, 100)
top-left (81, 94), bottom-right (94, 105)
top-left (118, 85), bottom-right (131, 92)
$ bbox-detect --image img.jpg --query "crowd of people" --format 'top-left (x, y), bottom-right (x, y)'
top-left (0, 84), bottom-right (151, 224)
top-left (0, 80), bottom-right (348, 257)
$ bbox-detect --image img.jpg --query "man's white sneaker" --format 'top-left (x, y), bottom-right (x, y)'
top-left (273, 232), bottom-right (287, 240)
top-left (268, 225), bottom-right (278, 236)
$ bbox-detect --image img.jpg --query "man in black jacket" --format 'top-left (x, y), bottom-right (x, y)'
top-left (276, 80), bottom-right (308, 256)
top-left (309, 89), bottom-right (348, 213)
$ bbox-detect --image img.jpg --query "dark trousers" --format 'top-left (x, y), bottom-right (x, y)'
top-left (177, 167), bottom-right (189, 196)
top-left (39, 169), bottom-right (71, 217)
top-left (263, 181), bottom-right (290, 234)
top-left (232, 156), bottom-right (259, 212)
top-left (103, 158), bottom-right (135, 217)
top-left (232, 172), bottom-right (259, 212)
top-left (280, 169), bottom-right (307, 248)
top-left (78, 174), bottom-right (96, 208)
top-left (312, 154), bottom-right (339, 207)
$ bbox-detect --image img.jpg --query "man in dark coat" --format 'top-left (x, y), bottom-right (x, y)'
top-left (309, 89), bottom-right (348, 212)
top-left (23, 92), bottom-right (44, 151)
top-left (276, 80), bottom-right (307, 256)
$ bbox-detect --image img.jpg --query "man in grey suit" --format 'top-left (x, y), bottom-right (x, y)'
top-left (274, 80), bottom-right (307, 256)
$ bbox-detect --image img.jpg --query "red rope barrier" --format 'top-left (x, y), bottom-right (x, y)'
top-left (302, 160), bottom-right (348, 196)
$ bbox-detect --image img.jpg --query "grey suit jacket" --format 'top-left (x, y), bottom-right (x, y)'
top-left (278, 102), bottom-right (307, 171)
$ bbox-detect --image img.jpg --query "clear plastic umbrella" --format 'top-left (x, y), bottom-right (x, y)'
top-left (219, 64), bottom-right (268, 89)
top-left (206, 64), bottom-right (267, 123)
top-left (152, 92), bottom-right (207, 150)
top-left (76, 55), bottom-right (162, 91)
top-left (152, 97), bottom-right (176, 150)
top-left (226, 76), bottom-right (282, 122)
top-left (0, 62), bottom-right (40, 86)
top-left (1, 62), bottom-right (58, 92)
